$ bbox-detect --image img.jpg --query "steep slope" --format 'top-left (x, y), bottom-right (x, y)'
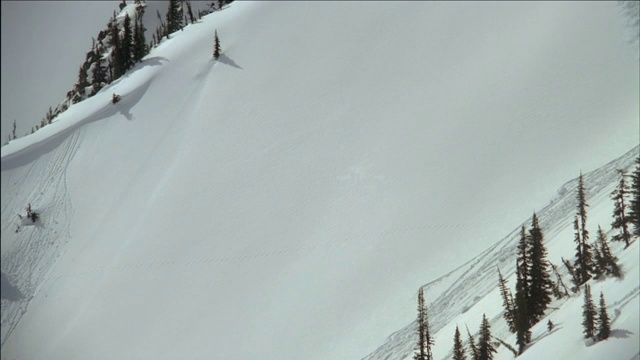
top-left (1, 2), bottom-right (638, 360)
top-left (363, 146), bottom-right (639, 360)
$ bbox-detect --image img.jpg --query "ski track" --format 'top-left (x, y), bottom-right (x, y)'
top-left (362, 146), bottom-right (639, 360)
top-left (0, 127), bottom-right (82, 348)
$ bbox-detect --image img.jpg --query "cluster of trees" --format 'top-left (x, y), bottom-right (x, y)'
top-left (13, 0), bottom-right (235, 141)
top-left (412, 157), bottom-right (639, 359)
top-left (414, 288), bottom-right (497, 360)
top-left (27, 0), bottom-right (148, 136)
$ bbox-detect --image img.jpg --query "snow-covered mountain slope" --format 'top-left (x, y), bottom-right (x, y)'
top-left (1, 2), bottom-right (638, 360)
top-left (363, 146), bottom-right (639, 360)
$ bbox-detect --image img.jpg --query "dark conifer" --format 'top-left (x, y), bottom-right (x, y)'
top-left (111, 21), bottom-right (124, 79)
top-left (186, 0), bottom-right (195, 24)
top-left (527, 213), bottom-right (553, 322)
top-left (515, 263), bottom-right (531, 354)
top-left (497, 268), bottom-right (516, 333)
top-left (453, 326), bottom-right (467, 360)
top-left (133, 7), bottom-right (148, 62)
top-left (121, 13), bottom-right (134, 71)
top-left (549, 261), bottom-right (570, 298)
top-left (596, 226), bottom-right (622, 278)
top-left (611, 169), bottom-right (633, 247)
top-left (413, 287), bottom-right (434, 360)
top-left (629, 156), bottom-right (640, 238)
top-left (597, 292), bottom-right (611, 340)
top-left (213, 29), bottom-right (221, 59)
top-left (465, 326), bottom-right (479, 360)
top-left (166, 0), bottom-right (184, 35)
top-left (582, 284), bottom-right (597, 340)
top-left (477, 314), bottom-right (497, 360)
top-left (573, 216), bottom-right (594, 286)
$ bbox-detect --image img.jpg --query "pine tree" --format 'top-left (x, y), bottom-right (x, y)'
top-left (549, 261), bottom-right (570, 298)
top-left (213, 29), bottom-right (221, 59)
top-left (110, 20), bottom-right (124, 79)
top-left (596, 226), bottom-right (622, 278)
top-left (515, 263), bottom-right (531, 354)
top-left (12, 120), bottom-right (17, 140)
top-left (497, 268), bottom-right (516, 333)
top-left (91, 40), bottom-right (108, 95)
top-left (597, 292), bottom-right (611, 340)
top-left (577, 172), bottom-right (590, 245)
top-left (465, 326), bottom-right (479, 360)
top-left (186, 0), bottom-right (195, 24)
top-left (133, 6), bottom-right (148, 62)
top-left (581, 284), bottom-right (597, 340)
top-left (477, 314), bottom-right (497, 360)
top-left (573, 215), bottom-right (594, 286)
top-left (413, 287), bottom-right (434, 360)
top-left (611, 169), bottom-right (633, 247)
top-left (453, 326), bottom-right (467, 360)
top-left (526, 213), bottom-right (553, 323)
top-left (165, 0), bottom-right (184, 35)
top-left (629, 156), bottom-right (640, 238)
top-left (121, 13), bottom-right (134, 72)
top-left (562, 256), bottom-right (580, 293)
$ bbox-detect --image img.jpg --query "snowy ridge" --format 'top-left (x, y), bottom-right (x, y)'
top-left (363, 146), bottom-right (639, 360)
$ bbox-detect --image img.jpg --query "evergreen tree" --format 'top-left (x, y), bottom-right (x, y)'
top-left (477, 314), bottom-right (497, 360)
top-left (133, 7), bottom-right (148, 62)
top-left (12, 120), bottom-right (17, 140)
top-left (213, 29), bottom-right (221, 59)
top-left (165, 0), bottom-right (184, 35)
top-left (611, 169), bottom-right (633, 247)
top-left (91, 40), bottom-right (108, 95)
top-left (526, 213), bottom-right (553, 323)
top-left (549, 261), bottom-right (570, 298)
top-left (121, 13), bottom-right (134, 71)
top-left (577, 172), bottom-right (590, 245)
top-left (597, 292), bottom-right (611, 340)
top-left (595, 226), bottom-right (622, 278)
top-left (110, 20), bottom-right (124, 79)
top-left (514, 263), bottom-right (531, 354)
top-left (629, 156), bottom-right (640, 238)
top-left (186, 0), bottom-right (195, 24)
top-left (497, 268), bottom-right (516, 333)
top-left (413, 287), bottom-right (434, 360)
top-left (581, 284), bottom-right (597, 340)
top-left (465, 326), bottom-right (479, 360)
top-left (562, 257), bottom-right (580, 293)
top-left (453, 326), bottom-right (467, 360)
top-left (573, 215), bottom-right (594, 286)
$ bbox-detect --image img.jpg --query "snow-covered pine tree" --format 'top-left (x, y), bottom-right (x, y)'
top-left (582, 284), bottom-right (597, 340)
top-left (526, 213), bottom-right (553, 323)
top-left (453, 326), bottom-right (467, 360)
top-left (611, 169), bottom-right (633, 247)
top-left (213, 29), bottom-right (221, 59)
top-left (629, 156), bottom-right (640, 238)
top-left (477, 314), bottom-right (497, 360)
top-left (497, 267), bottom-right (516, 333)
top-left (597, 292), bottom-right (611, 340)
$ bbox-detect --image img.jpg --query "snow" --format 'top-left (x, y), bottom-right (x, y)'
top-left (1, 2), bottom-right (638, 360)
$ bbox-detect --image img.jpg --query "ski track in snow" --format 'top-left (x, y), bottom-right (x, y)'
top-left (362, 146), bottom-right (639, 360)
top-left (0, 127), bottom-right (82, 347)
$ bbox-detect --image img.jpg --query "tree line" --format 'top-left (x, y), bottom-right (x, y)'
top-left (413, 157), bottom-right (639, 359)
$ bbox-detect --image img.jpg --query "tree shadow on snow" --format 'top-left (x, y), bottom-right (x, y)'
top-left (217, 53), bottom-right (242, 69)
top-left (1, 77), bottom-right (155, 171)
top-left (1, 272), bottom-right (24, 301)
top-left (610, 329), bottom-right (634, 339)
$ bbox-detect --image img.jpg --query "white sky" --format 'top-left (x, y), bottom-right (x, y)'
top-left (0, 1), bottom-right (212, 142)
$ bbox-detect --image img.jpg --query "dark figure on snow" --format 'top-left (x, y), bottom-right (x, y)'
top-left (112, 93), bottom-right (121, 104)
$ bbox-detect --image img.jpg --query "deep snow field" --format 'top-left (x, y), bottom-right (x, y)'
top-left (1, 2), bottom-right (638, 360)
